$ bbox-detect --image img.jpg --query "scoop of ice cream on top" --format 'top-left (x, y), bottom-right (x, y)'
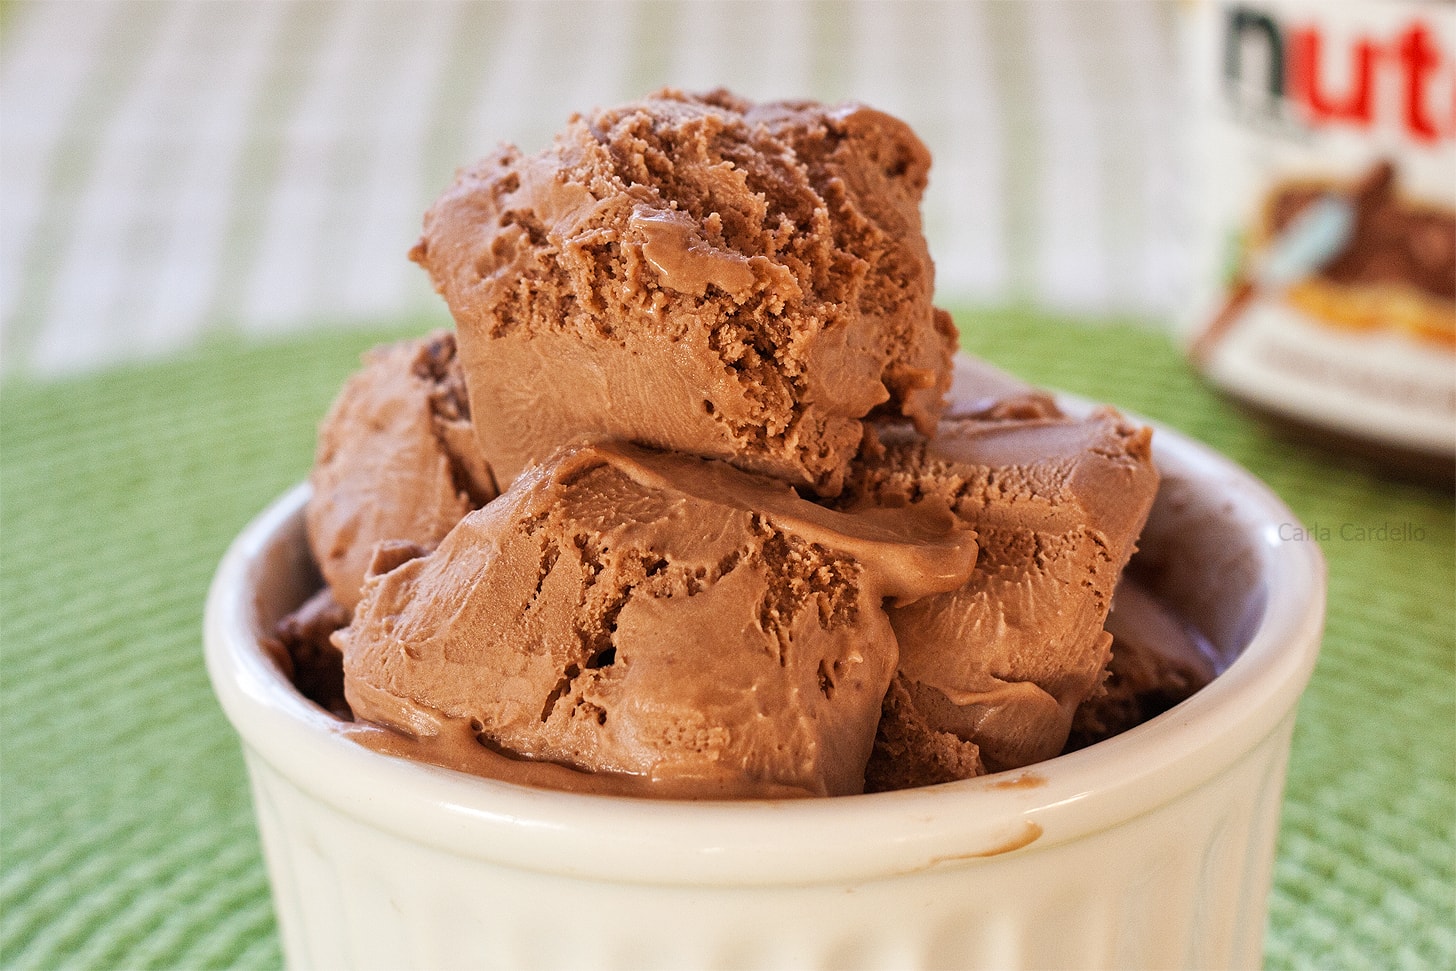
top-left (835, 399), bottom-right (1159, 790)
top-left (337, 441), bottom-right (977, 798)
top-left (410, 88), bottom-right (956, 497)
top-left (306, 331), bottom-right (496, 610)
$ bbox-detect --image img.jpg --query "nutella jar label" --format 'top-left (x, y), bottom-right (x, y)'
top-left (1185, 0), bottom-right (1456, 461)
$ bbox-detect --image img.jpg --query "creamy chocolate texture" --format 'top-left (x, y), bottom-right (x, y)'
top-left (306, 332), bottom-right (496, 609)
top-left (1066, 580), bottom-right (1218, 751)
top-left (266, 587), bottom-right (351, 719)
top-left (836, 401), bottom-right (1159, 788)
top-left (410, 89), bottom-right (955, 497)
top-left (337, 442), bottom-right (976, 798)
top-left (270, 90), bottom-right (1205, 799)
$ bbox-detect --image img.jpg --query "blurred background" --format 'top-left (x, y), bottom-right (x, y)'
top-left (1, 0), bottom-right (1185, 378)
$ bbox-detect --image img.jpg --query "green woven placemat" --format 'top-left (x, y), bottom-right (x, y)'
top-left (3, 309), bottom-right (1453, 969)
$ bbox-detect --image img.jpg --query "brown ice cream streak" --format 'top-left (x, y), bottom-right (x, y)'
top-left (410, 89), bottom-right (957, 497)
top-left (337, 442), bottom-right (977, 799)
top-left (835, 402), bottom-right (1159, 791)
top-left (1189, 278), bottom-right (1257, 367)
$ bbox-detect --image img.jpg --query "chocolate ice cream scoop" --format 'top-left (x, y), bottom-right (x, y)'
top-left (410, 89), bottom-right (956, 497)
top-left (336, 441), bottom-right (977, 798)
top-left (836, 402), bottom-right (1158, 789)
top-left (306, 331), bottom-right (496, 610)
top-left (1066, 579), bottom-right (1219, 751)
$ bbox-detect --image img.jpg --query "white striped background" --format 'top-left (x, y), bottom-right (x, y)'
top-left (0, 0), bottom-right (1187, 380)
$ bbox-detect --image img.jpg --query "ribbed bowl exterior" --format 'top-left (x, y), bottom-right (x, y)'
top-left (244, 719), bottom-right (1294, 971)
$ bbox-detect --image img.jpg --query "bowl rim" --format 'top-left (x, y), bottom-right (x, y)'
top-left (204, 416), bottom-right (1326, 887)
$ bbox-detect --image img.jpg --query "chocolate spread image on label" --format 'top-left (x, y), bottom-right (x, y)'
top-left (1193, 161), bottom-right (1456, 363)
top-left (1269, 167), bottom-right (1454, 308)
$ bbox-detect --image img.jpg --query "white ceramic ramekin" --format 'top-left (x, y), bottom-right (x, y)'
top-left (205, 421), bottom-right (1325, 971)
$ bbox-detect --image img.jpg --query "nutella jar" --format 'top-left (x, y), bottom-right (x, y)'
top-left (1184, 0), bottom-right (1456, 480)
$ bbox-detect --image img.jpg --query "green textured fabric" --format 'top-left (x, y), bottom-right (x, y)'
top-left (2, 310), bottom-right (1452, 969)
